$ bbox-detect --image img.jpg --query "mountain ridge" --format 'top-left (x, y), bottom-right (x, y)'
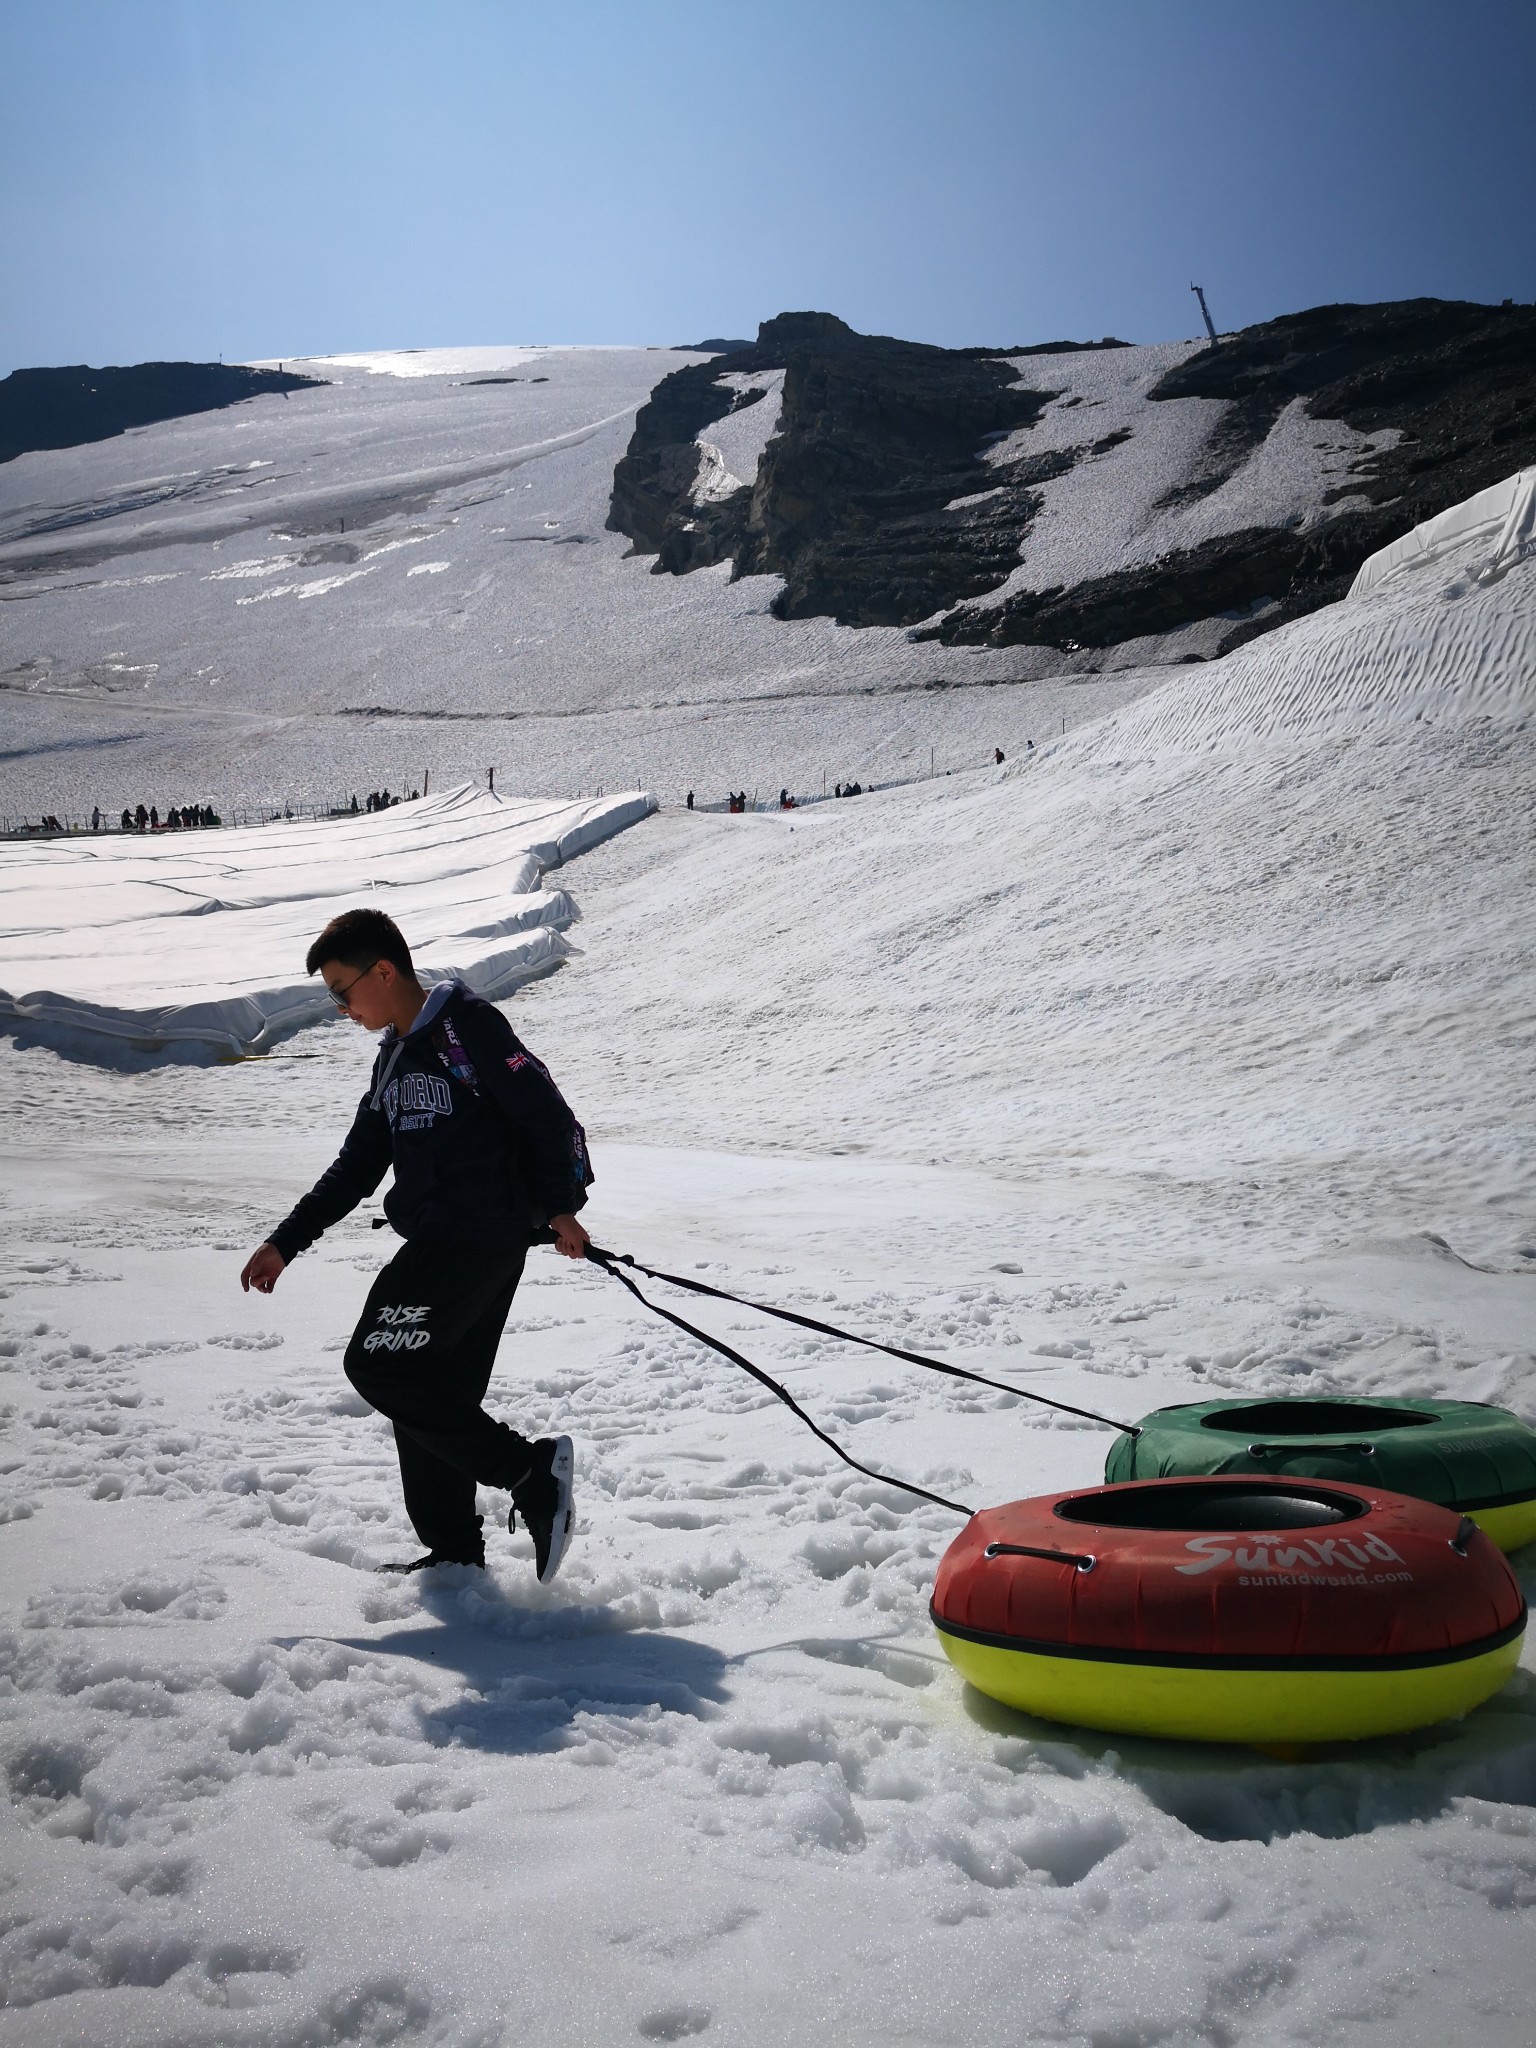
top-left (608, 297), bottom-right (1536, 667)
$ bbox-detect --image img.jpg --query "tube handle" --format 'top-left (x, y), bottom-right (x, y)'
top-left (984, 1541), bottom-right (1096, 1573)
top-left (1246, 1441), bottom-right (1376, 1459)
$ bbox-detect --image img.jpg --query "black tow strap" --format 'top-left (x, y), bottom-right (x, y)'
top-left (584, 1245), bottom-right (1140, 1521)
top-left (591, 1246), bottom-right (975, 1517)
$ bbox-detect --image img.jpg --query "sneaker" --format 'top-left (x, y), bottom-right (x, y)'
top-left (509, 1435), bottom-right (574, 1585)
top-left (377, 1549), bottom-right (485, 1575)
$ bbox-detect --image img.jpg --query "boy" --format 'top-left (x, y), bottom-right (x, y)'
top-left (239, 908), bottom-right (591, 1581)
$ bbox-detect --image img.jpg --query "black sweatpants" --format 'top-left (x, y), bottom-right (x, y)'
top-left (343, 1232), bottom-right (537, 1560)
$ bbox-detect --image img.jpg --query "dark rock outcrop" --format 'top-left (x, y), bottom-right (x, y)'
top-left (0, 361), bottom-right (324, 466)
top-left (929, 298), bottom-right (1536, 654)
top-left (609, 312), bottom-right (1060, 627)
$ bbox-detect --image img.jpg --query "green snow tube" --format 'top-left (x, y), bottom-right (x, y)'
top-left (1105, 1397), bottom-right (1536, 1553)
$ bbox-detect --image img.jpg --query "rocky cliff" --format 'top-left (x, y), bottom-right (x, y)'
top-left (608, 299), bottom-right (1536, 666)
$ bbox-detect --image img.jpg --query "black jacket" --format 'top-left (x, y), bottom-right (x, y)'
top-left (268, 984), bottom-right (591, 1262)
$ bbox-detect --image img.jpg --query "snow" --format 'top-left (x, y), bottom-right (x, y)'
top-left (969, 342), bottom-right (1399, 608)
top-left (2, 392), bottom-right (1535, 2044)
top-left (269, 346), bottom-right (621, 381)
top-left (0, 785), bottom-right (654, 1061)
top-left (692, 370), bottom-right (786, 505)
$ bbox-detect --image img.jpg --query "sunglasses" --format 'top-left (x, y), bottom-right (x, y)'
top-left (327, 960), bottom-right (379, 1010)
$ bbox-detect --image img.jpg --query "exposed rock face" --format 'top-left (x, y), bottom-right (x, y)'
top-left (609, 312), bottom-right (1075, 627)
top-left (932, 298), bottom-right (1536, 656)
top-left (610, 299), bottom-right (1536, 663)
top-left (0, 362), bottom-right (325, 466)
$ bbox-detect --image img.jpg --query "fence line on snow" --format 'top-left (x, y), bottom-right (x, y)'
top-left (0, 751), bottom-right (1025, 842)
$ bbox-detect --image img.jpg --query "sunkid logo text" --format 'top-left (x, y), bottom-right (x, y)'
top-left (1174, 1531), bottom-right (1406, 1577)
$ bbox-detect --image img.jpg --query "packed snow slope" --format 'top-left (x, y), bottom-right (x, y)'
top-left (0, 784), bottom-right (654, 1061)
top-left (0, 345), bottom-right (1151, 824)
top-left (0, 479), bottom-right (1533, 2046)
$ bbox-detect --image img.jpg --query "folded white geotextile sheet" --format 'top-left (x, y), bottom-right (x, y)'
top-left (1069, 467), bottom-right (1536, 763)
top-left (1349, 464), bottom-right (1536, 599)
top-left (0, 783), bottom-right (654, 1060)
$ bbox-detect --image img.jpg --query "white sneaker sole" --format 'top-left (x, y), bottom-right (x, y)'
top-left (538, 1435), bottom-right (575, 1586)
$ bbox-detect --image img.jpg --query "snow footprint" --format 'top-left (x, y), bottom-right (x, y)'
top-left (638, 2009), bottom-right (712, 2040)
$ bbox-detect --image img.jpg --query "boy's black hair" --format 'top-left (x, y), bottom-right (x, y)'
top-left (306, 908), bottom-right (416, 979)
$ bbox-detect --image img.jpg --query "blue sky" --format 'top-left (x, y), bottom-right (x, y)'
top-left (2, 0), bottom-right (1532, 373)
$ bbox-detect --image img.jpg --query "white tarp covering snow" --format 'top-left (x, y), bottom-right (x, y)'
top-left (1075, 464), bottom-right (1536, 759)
top-left (0, 784), bottom-right (654, 1061)
top-left (1349, 464), bottom-right (1536, 598)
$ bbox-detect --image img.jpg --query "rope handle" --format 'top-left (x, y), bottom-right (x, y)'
top-left (583, 1244), bottom-right (1138, 1438)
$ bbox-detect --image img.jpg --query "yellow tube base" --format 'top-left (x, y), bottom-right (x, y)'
top-left (1469, 1498), bottom-right (1536, 1554)
top-left (935, 1628), bottom-right (1525, 1746)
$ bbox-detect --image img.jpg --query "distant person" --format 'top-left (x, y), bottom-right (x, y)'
top-left (1027, 739), bottom-right (1034, 753)
top-left (685, 791), bottom-right (694, 811)
top-left (410, 789), bottom-right (419, 802)
top-left (238, 908), bottom-right (590, 1581)
top-left (994, 748), bottom-right (1005, 765)
top-left (91, 806), bottom-right (101, 831)
top-left (149, 805), bottom-right (159, 829)
top-left (135, 803), bottom-right (148, 832)
top-left (350, 795), bottom-right (360, 814)
top-left (120, 808), bottom-right (133, 832)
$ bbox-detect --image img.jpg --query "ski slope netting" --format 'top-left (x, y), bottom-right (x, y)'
top-left (1073, 471), bottom-right (1536, 760)
top-left (0, 784), bottom-right (654, 1062)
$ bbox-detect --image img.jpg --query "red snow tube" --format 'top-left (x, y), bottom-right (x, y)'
top-left (931, 1477), bottom-right (1526, 1744)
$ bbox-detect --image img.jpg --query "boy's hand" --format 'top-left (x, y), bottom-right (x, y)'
top-left (549, 1213), bottom-right (590, 1260)
top-left (241, 1243), bottom-right (287, 1294)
